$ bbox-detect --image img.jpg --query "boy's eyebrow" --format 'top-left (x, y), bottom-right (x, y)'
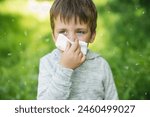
top-left (76, 28), bottom-right (88, 30)
top-left (56, 28), bottom-right (88, 31)
top-left (55, 28), bottom-right (67, 31)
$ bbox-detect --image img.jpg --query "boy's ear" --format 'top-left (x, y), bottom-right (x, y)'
top-left (89, 32), bottom-right (96, 43)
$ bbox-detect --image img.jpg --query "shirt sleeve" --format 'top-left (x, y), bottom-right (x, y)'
top-left (103, 59), bottom-right (119, 100)
top-left (37, 57), bottom-right (73, 100)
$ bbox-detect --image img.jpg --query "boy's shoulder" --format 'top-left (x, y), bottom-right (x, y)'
top-left (87, 49), bottom-right (105, 61)
top-left (87, 49), bottom-right (110, 66)
top-left (40, 49), bottom-right (60, 63)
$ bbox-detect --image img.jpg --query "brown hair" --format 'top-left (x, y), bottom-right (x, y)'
top-left (50, 0), bottom-right (97, 34)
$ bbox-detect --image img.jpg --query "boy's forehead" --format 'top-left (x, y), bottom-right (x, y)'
top-left (54, 15), bottom-right (88, 26)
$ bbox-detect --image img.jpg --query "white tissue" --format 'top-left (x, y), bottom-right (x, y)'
top-left (55, 34), bottom-right (88, 55)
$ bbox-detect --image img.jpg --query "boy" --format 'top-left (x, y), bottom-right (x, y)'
top-left (37, 0), bottom-right (118, 100)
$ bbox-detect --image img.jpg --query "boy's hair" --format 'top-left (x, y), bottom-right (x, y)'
top-left (50, 0), bottom-right (97, 34)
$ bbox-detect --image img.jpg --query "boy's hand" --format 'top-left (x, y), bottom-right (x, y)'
top-left (59, 39), bottom-right (85, 69)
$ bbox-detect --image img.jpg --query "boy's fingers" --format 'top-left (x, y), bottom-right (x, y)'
top-left (81, 55), bottom-right (86, 62)
top-left (70, 39), bottom-right (79, 52)
top-left (79, 52), bottom-right (83, 58)
top-left (65, 41), bottom-right (71, 51)
top-left (75, 48), bottom-right (81, 55)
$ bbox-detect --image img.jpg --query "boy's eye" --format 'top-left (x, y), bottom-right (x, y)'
top-left (77, 31), bottom-right (85, 35)
top-left (59, 31), bottom-right (67, 35)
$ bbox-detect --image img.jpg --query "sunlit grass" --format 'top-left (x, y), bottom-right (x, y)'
top-left (94, 0), bottom-right (108, 6)
top-left (0, 0), bottom-right (52, 20)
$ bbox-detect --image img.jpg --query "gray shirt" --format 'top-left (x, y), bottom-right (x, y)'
top-left (37, 49), bottom-right (118, 100)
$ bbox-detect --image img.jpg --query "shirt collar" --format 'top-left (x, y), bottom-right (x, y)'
top-left (86, 49), bottom-right (100, 60)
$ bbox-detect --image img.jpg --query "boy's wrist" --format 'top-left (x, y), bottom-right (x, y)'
top-left (58, 63), bottom-right (74, 77)
top-left (59, 61), bottom-right (75, 70)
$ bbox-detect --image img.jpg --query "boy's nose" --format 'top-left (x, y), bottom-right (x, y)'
top-left (67, 33), bottom-right (77, 42)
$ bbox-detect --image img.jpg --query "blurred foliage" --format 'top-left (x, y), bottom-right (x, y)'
top-left (0, 0), bottom-right (149, 99)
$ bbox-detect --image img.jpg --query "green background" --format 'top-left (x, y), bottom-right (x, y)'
top-left (0, 0), bottom-right (150, 99)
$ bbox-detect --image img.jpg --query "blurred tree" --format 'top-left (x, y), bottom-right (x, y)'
top-left (95, 0), bottom-right (150, 99)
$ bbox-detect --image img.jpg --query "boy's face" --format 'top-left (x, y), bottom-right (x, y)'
top-left (53, 15), bottom-right (95, 43)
